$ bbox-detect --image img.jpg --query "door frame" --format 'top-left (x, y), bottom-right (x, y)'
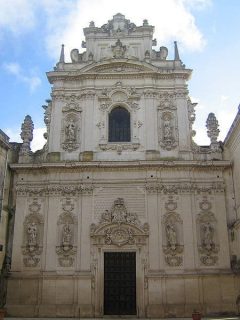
top-left (91, 245), bottom-right (147, 318)
top-left (103, 251), bottom-right (137, 316)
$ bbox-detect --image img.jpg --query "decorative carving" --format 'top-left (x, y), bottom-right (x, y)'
top-left (20, 115), bottom-right (34, 155)
top-left (162, 212), bottom-right (183, 267)
top-left (104, 226), bottom-right (134, 246)
top-left (91, 198), bottom-right (149, 247)
top-left (199, 197), bottom-right (212, 211)
top-left (99, 143), bottom-right (140, 154)
top-left (197, 211), bottom-right (219, 266)
top-left (61, 103), bottom-right (82, 152)
top-left (165, 196), bottom-right (177, 211)
top-left (100, 13), bottom-right (136, 35)
top-left (42, 99), bottom-right (52, 144)
top-left (100, 198), bottom-right (140, 225)
top-left (16, 184), bottom-right (94, 196)
top-left (62, 102), bottom-right (82, 113)
top-left (159, 46), bottom-right (168, 60)
top-left (159, 112), bottom-right (178, 150)
top-left (56, 198), bottom-right (77, 267)
top-left (206, 113), bottom-right (221, 152)
top-left (22, 199), bottom-right (43, 267)
top-left (146, 181), bottom-right (225, 195)
top-left (111, 39), bottom-right (126, 58)
top-left (187, 98), bottom-right (197, 140)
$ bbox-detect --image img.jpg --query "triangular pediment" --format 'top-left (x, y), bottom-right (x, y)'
top-left (80, 59), bottom-right (157, 74)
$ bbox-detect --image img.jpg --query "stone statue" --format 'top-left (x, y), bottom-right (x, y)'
top-left (65, 120), bottom-right (76, 142)
top-left (62, 223), bottom-right (72, 246)
top-left (202, 222), bottom-right (214, 250)
top-left (166, 222), bottom-right (177, 250)
top-left (111, 39), bottom-right (126, 58)
top-left (27, 222), bottom-right (38, 246)
top-left (163, 119), bottom-right (172, 139)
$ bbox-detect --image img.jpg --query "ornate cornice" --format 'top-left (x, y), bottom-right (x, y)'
top-left (10, 160), bottom-right (231, 172)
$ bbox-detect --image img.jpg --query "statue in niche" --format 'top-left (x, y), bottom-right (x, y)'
top-left (62, 223), bottom-right (72, 247)
top-left (65, 119), bottom-right (76, 142)
top-left (201, 222), bottom-right (214, 250)
top-left (166, 222), bottom-right (177, 250)
top-left (163, 117), bottom-right (172, 139)
top-left (27, 222), bottom-right (38, 246)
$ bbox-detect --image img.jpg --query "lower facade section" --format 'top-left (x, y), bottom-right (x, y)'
top-left (6, 272), bottom-right (240, 318)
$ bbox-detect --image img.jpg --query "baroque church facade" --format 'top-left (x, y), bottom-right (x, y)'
top-left (4, 13), bottom-right (240, 317)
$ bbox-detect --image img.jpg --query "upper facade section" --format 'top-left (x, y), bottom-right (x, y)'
top-left (82, 13), bottom-right (154, 62)
top-left (17, 14), bottom-right (224, 164)
top-left (61, 13), bottom-right (184, 70)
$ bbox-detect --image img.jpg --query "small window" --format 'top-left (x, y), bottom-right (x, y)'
top-left (108, 107), bottom-right (130, 142)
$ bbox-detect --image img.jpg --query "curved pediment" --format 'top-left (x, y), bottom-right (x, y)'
top-left (80, 59), bottom-right (157, 74)
top-left (90, 198), bottom-right (149, 247)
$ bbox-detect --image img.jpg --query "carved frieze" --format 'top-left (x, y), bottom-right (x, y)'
top-left (16, 184), bottom-right (94, 196)
top-left (145, 182), bottom-right (225, 195)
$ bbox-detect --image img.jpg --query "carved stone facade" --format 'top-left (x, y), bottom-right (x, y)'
top-left (5, 13), bottom-right (240, 319)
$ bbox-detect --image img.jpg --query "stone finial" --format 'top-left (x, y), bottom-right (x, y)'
top-left (89, 21), bottom-right (95, 27)
top-left (59, 44), bottom-right (65, 63)
top-left (174, 41), bottom-right (180, 60)
top-left (20, 115), bottom-right (34, 155)
top-left (143, 19), bottom-right (149, 26)
top-left (206, 113), bottom-right (220, 149)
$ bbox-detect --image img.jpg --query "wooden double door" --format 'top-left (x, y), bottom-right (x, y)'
top-left (104, 252), bottom-right (136, 315)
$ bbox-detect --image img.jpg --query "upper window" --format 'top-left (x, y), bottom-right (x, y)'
top-left (108, 107), bottom-right (130, 142)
